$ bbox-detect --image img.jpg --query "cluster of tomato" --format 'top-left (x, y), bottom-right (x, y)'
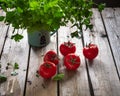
top-left (38, 41), bottom-right (99, 79)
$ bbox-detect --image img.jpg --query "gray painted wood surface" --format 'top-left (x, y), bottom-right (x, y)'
top-left (0, 8), bottom-right (120, 96)
top-left (58, 26), bottom-right (90, 96)
top-left (83, 8), bottom-right (120, 96)
top-left (0, 27), bottom-right (29, 96)
top-left (25, 34), bottom-right (57, 96)
top-left (102, 8), bottom-right (120, 78)
top-left (0, 10), bottom-right (8, 54)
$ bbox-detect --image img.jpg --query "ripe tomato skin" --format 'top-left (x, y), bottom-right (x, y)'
top-left (64, 54), bottom-right (80, 70)
top-left (60, 41), bottom-right (76, 56)
top-left (38, 61), bottom-right (57, 79)
top-left (83, 44), bottom-right (99, 60)
top-left (44, 50), bottom-right (59, 65)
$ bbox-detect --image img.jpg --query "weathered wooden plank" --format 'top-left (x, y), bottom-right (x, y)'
top-left (25, 34), bottom-right (57, 96)
top-left (102, 8), bottom-right (120, 77)
top-left (0, 10), bottom-right (8, 54)
top-left (58, 26), bottom-right (91, 96)
top-left (83, 8), bottom-right (120, 96)
top-left (0, 27), bottom-right (29, 96)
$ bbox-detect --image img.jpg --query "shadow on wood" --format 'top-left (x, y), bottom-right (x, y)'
top-left (93, 0), bottom-right (120, 7)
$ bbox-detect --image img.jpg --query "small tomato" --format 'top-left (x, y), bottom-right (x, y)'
top-left (44, 50), bottom-right (59, 65)
top-left (38, 61), bottom-right (57, 79)
top-left (64, 54), bottom-right (80, 70)
top-left (83, 43), bottom-right (99, 60)
top-left (60, 41), bottom-right (76, 56)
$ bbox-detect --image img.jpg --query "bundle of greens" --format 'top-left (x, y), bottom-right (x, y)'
top-left (0, 0), bottom-right (105, 41)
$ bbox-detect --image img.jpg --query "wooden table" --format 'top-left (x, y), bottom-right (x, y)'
top-left (0, 8), bottom-right (120, 96)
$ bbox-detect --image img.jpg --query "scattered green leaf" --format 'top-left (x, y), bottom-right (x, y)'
top-left (36, 74), bottom-right (39, 78)
top-left (36, 70), bottom-right (40, 78)
top-left (14, 62), bottom-right (19, 70)
top-left (11, 34), bottom-right (23, 42)
top-left (71, 31), bottom-right (79, 38)
top-left (53, 73), bottom-right (64, 81)
top-left (0, 75), bottom-right (7, 83)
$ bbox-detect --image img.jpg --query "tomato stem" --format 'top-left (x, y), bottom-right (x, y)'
top-left (69, 56), bottom-right (79, 65)
top-left (64, 41), bottom-right (75, 48)
top-left (44, 63), bottom-right (51, 68)
top-left (85, 42), bottom-right (92, 48)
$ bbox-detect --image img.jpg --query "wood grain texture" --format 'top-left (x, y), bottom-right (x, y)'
top-left (0, 8), bottom-right (120, 96)
top-left (83, 8), bottom-right (120, 96)
top-left (0, 27), bottom-right (29, 96)
top-left (25, 34), bottom-right (57, 96)
top-left (101, 8), bottom-right (120, 77)
top-left (0, 10), bottom-right (8, 54)
top-left (58, 26), bottom-right (90, 96)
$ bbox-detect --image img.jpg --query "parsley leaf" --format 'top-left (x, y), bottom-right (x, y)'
top-left (14, 62), bottom-right (19, 70)
top-left (11, 34), bottom-right (23, 42)
top-left (0, 75), bottom-right (7, 83)
top-left (0, 0), bottom-right (105, 40)
top-left (11, 62), bottom-right (19, 76)
top-left (71, 31), bottom-right (79, 38)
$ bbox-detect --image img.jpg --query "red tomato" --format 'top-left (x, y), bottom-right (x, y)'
top-left (60, 41), bottom-right (76, 56)
top-left (64, 54), bottom-right (80, 70)
top-left (38, 61), bottom-right (57, 79)
top-left (83, 44), bottom-right (99, 60)
top-left (44, 50), bottom-right (59, 65)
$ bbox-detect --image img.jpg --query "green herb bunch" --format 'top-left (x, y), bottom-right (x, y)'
top-left (0, 0), bottom-right (105, 40)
